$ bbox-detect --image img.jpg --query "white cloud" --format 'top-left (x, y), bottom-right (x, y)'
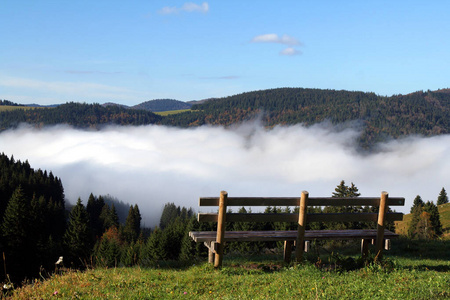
top-left (1, 122), bottom-right (449, 227)
top-left (251, 34), bottom-right (303, 56)
top-left (251, 34), bottom-right (301, 46)
top-left (280, 47), bottom-right (301, 56)
top-left (159, 2), bottom-right (209, 15)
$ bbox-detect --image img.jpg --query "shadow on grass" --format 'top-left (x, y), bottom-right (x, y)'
top-left (139, 238), bottom-right (450, 273)
top-left (389, 238), bottom-right (450, 260)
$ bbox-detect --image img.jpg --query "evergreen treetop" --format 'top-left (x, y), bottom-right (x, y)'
top-left (437, 187), bottom-right (449, 205)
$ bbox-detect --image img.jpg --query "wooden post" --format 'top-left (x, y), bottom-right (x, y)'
top-left (295, 191), bottom-right (308, 263)
top-left (208, 242), bottom-right (214, 264)
top-left (375, 191), bottom-right (388, 258)
top-left (214, 191), bottom-right (227, 268)
top-left (283, 241), bottom-right (292, 263)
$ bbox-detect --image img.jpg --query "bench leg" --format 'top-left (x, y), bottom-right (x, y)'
top-left (208, 243), bottom-right (215, 264)
top-left (361, 239), bottom-right (370, 259)
top-left (284, 241), bottom-right (292, 263)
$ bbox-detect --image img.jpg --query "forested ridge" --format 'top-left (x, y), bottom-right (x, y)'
top-left (0, 102), bottom-right (162, 130)
top-left (2, 87), bottom-right (450, 147)
top-left (163, 88), bottom-right (450, 148)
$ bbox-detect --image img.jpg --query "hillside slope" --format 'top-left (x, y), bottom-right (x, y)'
top-left (0, 102), bottom-right (162, 130)
top-left (162, 88), bottom-right (450, 148)
top-left (395, 202), bottom-right (450, 238)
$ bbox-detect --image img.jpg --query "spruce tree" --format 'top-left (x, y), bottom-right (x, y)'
top-left (123, 204), bottom-right (142, 243)
top-left (2, 186), bottom-right (30, 252)
top-left (423, 201), bottom-right (443, 237)
top-left (63, 198), bottom-right (92, 268)
top-left (1, 186), bottom-right (35, 281)
top-left (408, 195), bottom-right (425, 239)
top-left (437, 187), bottom-right (449, 205)
top-left (410, 195), bottom-right (425, 213)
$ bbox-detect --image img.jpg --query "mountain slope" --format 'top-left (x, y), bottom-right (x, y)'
top-left (162, 88), bottom-right (450, 148)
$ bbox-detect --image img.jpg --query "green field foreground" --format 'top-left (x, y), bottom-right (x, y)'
top-left (8, 239), bottom-right (450, 299)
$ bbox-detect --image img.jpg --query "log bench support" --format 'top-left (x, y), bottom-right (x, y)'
top-left (189, 191), bottom-right (404, 268)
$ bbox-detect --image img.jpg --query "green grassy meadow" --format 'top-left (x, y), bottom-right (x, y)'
top-left (0, 106), bottom-right (46, 112)
top-left (8, 239), bottom-right (450, 299)
top-left (155, 109), bottom-right (191, 116)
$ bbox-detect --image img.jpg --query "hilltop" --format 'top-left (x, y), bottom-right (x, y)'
top-left (131, 99), bottom-right (192, 112)
top-left (2, 87), bottom-right (450, 148)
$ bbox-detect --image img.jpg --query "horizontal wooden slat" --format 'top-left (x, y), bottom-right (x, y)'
top-left (199, 197), bottom-right (405, 207)
top-left (189, 229), bottom-right (399, 242)
top-left (198, 212), bottom-right (403, 223)
top-left (199, 197), bottom-right (299, 206)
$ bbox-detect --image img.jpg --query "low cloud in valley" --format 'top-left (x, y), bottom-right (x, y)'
top-left (1, 122), bottom-right (449, 226)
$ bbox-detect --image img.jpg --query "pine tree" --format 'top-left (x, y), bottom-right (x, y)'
top-left (2, 186), bottom-right (31, 251)
top-left (332, 180), bottom-right (348, 197)
top-left (1, 186), bottom-right (36, 281)
top-left (437, 187), bottom-right (449, 205)
top-left (423, 201), bottom-right (443, 237)
top-left (410, 195), bottom-right (425, 213)
top-left (331, 180), bottom-right (361, 197)
top-left (123, 204), bottom-right (141, 243)
top-left (100, 203), bottom-right (120, 230)
top-left (63, 198), bottom-right (92, 268)
top-left (415, 211), bottom-right (434, 239)
top-left (86, 193), bottom-right (106, 240)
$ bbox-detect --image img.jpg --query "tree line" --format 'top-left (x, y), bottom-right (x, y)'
top-left (0, 102), bottom-right (162, 131)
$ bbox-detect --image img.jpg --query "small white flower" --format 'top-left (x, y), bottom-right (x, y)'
top-left (55, 256), bottom-right (63, 265)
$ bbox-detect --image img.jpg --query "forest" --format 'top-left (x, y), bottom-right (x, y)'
top-left (0, 153), bottom-right (446, 286)
top-left (2, 87), bottom-right (450, 148)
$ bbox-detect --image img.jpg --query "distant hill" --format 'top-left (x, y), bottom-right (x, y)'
top-left (395, 202), bottom-right (450, 239)
top-left (0, 102), bottom-right (162, 130)
top-left (132, 99), bottom-right (192, 112)
top-left (162, 88), bottom-right (450, 148)
top-left (2, 87), bottom-right (450, 148)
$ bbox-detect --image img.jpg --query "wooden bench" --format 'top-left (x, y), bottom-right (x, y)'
top-left (189, 191), bottom-right (404, 267)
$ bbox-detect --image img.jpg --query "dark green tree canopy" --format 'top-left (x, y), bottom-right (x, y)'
top-left (332, 180), bottom-right (361, 198)
top-left (63, 198), bottom-right (92, 267)
top-left (437, 187), bottom-right (448, 205)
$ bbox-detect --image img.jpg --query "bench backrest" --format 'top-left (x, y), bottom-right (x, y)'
top-left (198, 191), bottom-right (405, 224)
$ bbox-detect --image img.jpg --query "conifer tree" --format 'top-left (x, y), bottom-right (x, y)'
top-left (437, 187), bottom-right (449, 205)
top-left (123, 204), bottom-right (141, 243)
top-left (1, 186), bottom-right (36, 280)
top-left (423, 201), bottom-right (443, 237)
top-left (86, 193), bottom-right (106, 240)
top-left (2, 186), bottom-right (31, 252)
top-left (100, 203), bottom-right (120, 230)
top-left (410, 195), bottom-right (425, 213)
top-left (63, 198), bottom-right (92, 268)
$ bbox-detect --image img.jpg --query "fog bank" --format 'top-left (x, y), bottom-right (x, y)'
top-left (1, 122), bottom-right (449, 227)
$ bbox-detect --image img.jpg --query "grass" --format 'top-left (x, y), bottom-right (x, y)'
top-left (7, 239), bottom-right (450, 299)
top-left (0, 106), bottom-right (46, 112)
top-left (155, 109), bottom-right (191, 116)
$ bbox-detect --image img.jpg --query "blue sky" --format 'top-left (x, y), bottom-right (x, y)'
top-left (1, 0), bottom-right (450, 106)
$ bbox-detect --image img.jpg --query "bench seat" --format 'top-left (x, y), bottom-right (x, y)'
top-left (190, 229), bottom-right (399, 243)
